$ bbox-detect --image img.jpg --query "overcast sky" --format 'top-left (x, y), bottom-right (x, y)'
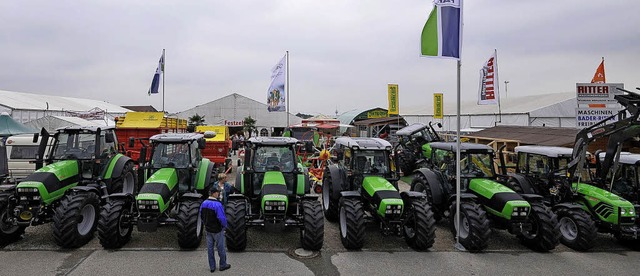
top-left (1, 0), bottom-right (639, 116)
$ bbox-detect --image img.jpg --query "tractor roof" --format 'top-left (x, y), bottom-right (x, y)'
top-left (334, 137), bottom-right (392, 150)
top-left (515, 145), bottom-right (573, 158)
top-left (56, 125), bottom-right (116, 132)
top-left (597, 151), bottom-right (640, 165)
top-left (150, 132), bottom-right (203, 143)
top-left (396, 123), bottom-right (428, 136)
top-left (429, 142), bottom-right (493, 152)
top-left (248, 136), bottom-right (298, 146)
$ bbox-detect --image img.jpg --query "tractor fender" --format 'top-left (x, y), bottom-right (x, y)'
top-left (400, 191), bottom-right (427, 204)
top-left (69, 185), bottom-right (101, 195)
top-left (105, 155), bottom-right (133, 180)
top-left (508, 173), bottom-right (536, 194)
top-left (234, 170), bottom-right (243, 193)
top-left (413, 168), bottom-right (446, 206)
top-left (105, 192), bottom-right (136, 203)
top-left (552, 202), bottom-right (584, 212)
top-left (302, 194), bottom-right (319, 201)
top-left (180, 192), bottom-right (203, 201)
top-left (228, 193), bottom-right (247, 202)
top-left (448, 192), bottom-right (477, 204)
top-left (340, 191), bottom-right (360, 199)
top-left (520, 193), bottom-right (544, 203)
top-left (327, 165), bottom-right (345, 200)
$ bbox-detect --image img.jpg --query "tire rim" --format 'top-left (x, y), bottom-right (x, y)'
top-left (559, 217), bottom-right (578, 241)
top-left (339, 205), bottom-right (347, 238)
top-left (123, 171), bottom-right (135, 194)
top-left (77, 203), bottom-right (96, 236)
top-left (322, 181), bottom-right (330, 211)
top-left (403, 212), bottom-right (416, 239)
top-left (454, 211), bottom-right (470, 239)
top-left (196, 212), bottom-right (203, 237)
top-left (522, 212), bottom-right (539, 239)
top-left (0, 209), bottom-right (19, 234)
top-left (118, 209), bottom-right (130, 237)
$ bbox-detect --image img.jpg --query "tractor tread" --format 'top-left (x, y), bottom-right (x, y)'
top-left (300, 200), bottom-right (324, 251)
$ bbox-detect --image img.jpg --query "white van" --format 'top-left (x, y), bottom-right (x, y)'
top-left (4, 134), bottom-right (46, 183)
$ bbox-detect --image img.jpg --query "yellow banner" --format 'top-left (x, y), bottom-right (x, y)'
top-left (367, 110), bottom-right (388, 119)
top-left (388, 84), bottom-right (399, 115)
top-left (434, 93), bottom-right (443, 119)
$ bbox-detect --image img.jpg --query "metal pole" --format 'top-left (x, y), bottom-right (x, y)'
top-left (495, 49), bottom-right (501, 123)
top-left (455, 59), bottom-right (462, 248)
top-left (162, 48), bottom-right (165, 114)
top-left (286, 51), bottom-right (290, 129)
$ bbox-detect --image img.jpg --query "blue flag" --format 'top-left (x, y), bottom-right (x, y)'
top-left (148, 52), bottom-right (164, 95)
top-left (421, 0), bottom-right (463, 59)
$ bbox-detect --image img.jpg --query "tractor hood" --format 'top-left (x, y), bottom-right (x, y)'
top-left (137, 168), bottom-right (178, 213)
top-left (362, 176), bottom-right (404, 217)
top-left (17, 160), bottom-right (79, 205)
top-left (573, 182), bottom-right (636, 224)
top-left (469, 178), bottom-right (530, 219)
top-left (261, 171), bottom-right (289, 212)
top-left (422, 143), bottom-right (432, 159)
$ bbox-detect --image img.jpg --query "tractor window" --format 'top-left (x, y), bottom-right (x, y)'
top-left (253, 146), bottom-right (295, 172)
top-left (460, 153), bottom-right (495, 178)
top-left (526, 154), bottom-right (549, 176)
top-left (151, 143), bottom-right (190, 168)
top-left (52, 133), bottom-right (98, 160)
top-left (517, 153), bottom-right (527, 174)
top-left (353, 150), bottom-right (389, 175)
top-left (611, 165), bottom-right (637, 196)
top-left (190, 141), bottom-right (200, 166)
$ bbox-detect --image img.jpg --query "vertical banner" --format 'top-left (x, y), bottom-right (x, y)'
top-left (434, 93), bottom-right (443, 119)
top-left (388, 84), bottom-right (399, 115)
top-left (478, 51), bottom-right (498, 105)
top-left (148, 51), bottom-right (165, 95)
top-left (267, 55), bottom-right (287, 112)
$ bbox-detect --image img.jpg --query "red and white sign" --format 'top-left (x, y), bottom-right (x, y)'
top-left (576, 83), bottom-right (623, 103)
top-left (224, 120), bottom-right (244, 126)
top-left (478, 52), bottom-right (499, 105)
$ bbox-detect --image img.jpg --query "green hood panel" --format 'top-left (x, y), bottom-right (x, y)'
top-left (263, 171), bottom-right (286, 186)
top-left (36, 160), bottom-right (79, 180)
top-left (146, 168), bottom-right (179, 190)
top-left (18, 160), bottom-right (79, 205)
top-left (362, 176), bottom-right (397, 196)
top-left (16, 182), bottom-right (77, 205)
top-left (574, 183), bottom-right (636, 224)
top-left (469, 178), bottom-right (515, 199)
top-left (103, 154), bottom-right (126, 179)
top-left (422, 143), bottom-right (432, 158)
top-left (574, 183), bottom-right (634, 208)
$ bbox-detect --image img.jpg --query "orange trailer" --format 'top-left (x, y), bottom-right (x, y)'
top-left (195, 125), bottom-right (232, 172)
top-left (115, 112), bottom-right (187, 162)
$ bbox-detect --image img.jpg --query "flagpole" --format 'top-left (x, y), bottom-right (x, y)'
top-left (162, 48), bottom-right (165, 114)
top-left (286, 50), bottom-right (290, 129)
top-left (455, 59), bottom-right (462, 248)
top-left (495, 49), bottom-right (501, 124)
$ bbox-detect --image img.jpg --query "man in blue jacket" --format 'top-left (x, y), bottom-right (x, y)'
top-left (200, 186), bottom-right (231, 273)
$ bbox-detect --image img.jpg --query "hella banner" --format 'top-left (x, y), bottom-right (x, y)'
top-left (478, 52), bottom-right (499, 105)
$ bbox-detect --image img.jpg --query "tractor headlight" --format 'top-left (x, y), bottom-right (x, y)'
top-left (385, 205), bottom-right (402, 214)
top-left (33, 196), bottom-right (41, 200)
top-left (621, 208), bottom-right (627, 215)
top-left (20, 196), bottom-right (28, 201)
top-left (265, 206), bottom-right (272, 210)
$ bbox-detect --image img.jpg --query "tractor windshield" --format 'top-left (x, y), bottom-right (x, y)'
top-left (52, 132), bottom-right (99, 160)
top-left (460, 153), bottom-right (495, 178)
top-left (412, 127), bottom-right (437, 143)
top-left (252, 146), bottom-right (296, 172)
top-left (353, 150), bottom-right (390, 175)
top-left (151, 142), bottom-right (191, 168)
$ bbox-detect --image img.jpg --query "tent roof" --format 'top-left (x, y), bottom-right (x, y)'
top-left (0, 89), bottom-right (131, 113)
top-left (0, 113), bottom-right (37, 137)
top-left (464, 125), bottom-right (580, 146)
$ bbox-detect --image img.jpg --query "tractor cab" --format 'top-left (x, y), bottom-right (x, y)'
top-left (428, 142), bottom-right (496, 192)
top-left (394, 122), bottom-right (442, 174)
top-left (595, 151), bottom-right (640, 204)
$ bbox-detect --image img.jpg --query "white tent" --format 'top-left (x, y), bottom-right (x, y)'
top-left (25, 116), bottom-right (113, 132)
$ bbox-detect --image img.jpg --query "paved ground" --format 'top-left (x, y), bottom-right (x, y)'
top-left (1, 154), bottom-right (637, 275)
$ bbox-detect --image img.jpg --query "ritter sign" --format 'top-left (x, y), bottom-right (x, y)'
top-left (575, 83), bottom-right (624, 128)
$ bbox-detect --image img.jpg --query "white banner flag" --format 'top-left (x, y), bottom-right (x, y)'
top-left (478, 51), bottom-right (499, 105)
top-left (267, 55), bottom-right (287, 112)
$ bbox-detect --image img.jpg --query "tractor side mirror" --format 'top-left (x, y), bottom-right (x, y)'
top-left (105, 132), bottom-right (115, 144)
top-left (32, 133), bottom-right (39, 143)
top-left (203, 131), bottom-right (216, 139)
top-left (198, 138), bottom-right (206, 149)
top-left (128, 137), bottom-right (135, 148)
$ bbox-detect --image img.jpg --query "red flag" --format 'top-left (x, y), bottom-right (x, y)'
top-left (591, 58), bottom-right (605, 83)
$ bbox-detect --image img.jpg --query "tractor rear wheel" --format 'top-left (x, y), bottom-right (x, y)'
top-left (449, 201), bottom-right (490, 253)
top-left (177, 200), bottom-right (203, 249)
top-left (411, 174), bottom-right (442, 221)
top-left (403, 199), bottom-right (436, 251)
top-left (0, 199), bottom-right (25, 245)
top-left (556, 206), bottom-right (597, 251)
top-left (517, 202), bottom-right (560, 252)
top-left (98, 200), bottom-right (133, 249)
top-left (225, 200), bottom-right (247, 251)
top-left (397, 149), bottom-right (416, 175)
top-left (322, 171), bottom-right (339, 222)
top-left (52, 192), bottom-right (100, 248)
top-left (339, 197), bottom-right (365, 250)
top-left (300, 200), bottom-right (324, 251)
top-left (110, 161), bottom-right (136, 195)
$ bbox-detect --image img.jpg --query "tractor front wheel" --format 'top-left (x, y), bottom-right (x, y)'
top-left (225, 200), bottom-right (247, 251)
top-left (300, 200), bottom-right (324, 251)
top-left (0, 199), bottom-right (25, 245)
top-left (449, 201), bottom-right (490, 253)
top-left (97, 200), bottom-right (133, 249)
top-left (339, 197), bottom-right (365, 250)
top-left (556, 206), bottom-right (597, 251)
top-left (111, 161), bottom-right (136, 195)
top-left (322, 171), bottom-right (339, 222)
top-left (411, 174), bottom-right (442, 221)
top-left (403, 199), bottom-right (436, 251)
top-left (52, 192), bottom-right (100, 248)
top-left (397, 149), bottom-right (416, 175)
top-left (518, 202), bottom-right (560, 252)
top-left (177, 200), bottom-right (204, 249)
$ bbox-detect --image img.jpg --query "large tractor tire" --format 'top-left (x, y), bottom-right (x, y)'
top-left (403, 199), bottom-right (436, 251)
top-left (411, 174), bottom-right (443, 221)
top-left (52, 192), bottom-right (100, 248)
top-left (517, 202), bottom-right (560, 252)
top-left (0, 199), bottom-right (25, 245)
top-left (97, 200), bottom-right (133, 249)
top-left (449, 201), bottom-right (491, 253)
top-left (110, 161), bottom-right (136, 195)
top-left (225, 200), bottom-right (247, 251)
top-left (555, 205), bottom-right (597, 251)
top-left (300, 200), bottom-right (324, 251)
top-left (177, 200), bottom-right (203, 249)
top-left (339, 197), bottom-right (365, 250)
top-left (397, 149), bottom-right (416, 175)
top-left (322, 171), bottom-right (339, 222)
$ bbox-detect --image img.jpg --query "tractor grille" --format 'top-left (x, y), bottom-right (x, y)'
top-left (16, 189), bottom-right (42, 206)
top-left (263, 200), bottom-right (286, 215)
top-left (593, 202), bottom-right (614, 218)
top-left (620, 216), bottom-right (635, 225)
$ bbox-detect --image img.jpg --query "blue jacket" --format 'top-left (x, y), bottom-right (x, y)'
top-left (199, 198), bottom-right (227, 233)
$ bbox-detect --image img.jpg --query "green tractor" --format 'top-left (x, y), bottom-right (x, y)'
top-left (226, 137), bottom-right (323, 251)
top-left (98, 132), bottom-right (216, 249)
top-left (0, 126), bottom-right (136, 248)
top-left (411, 142), bottom-right (559, 252)
top-left (395, 122), bottom-right (442, 174)
top-left (503, 145), bottom-right (638, 250)
top-left (322, 137), bottom-right (436, 250)
top-left (594, 151), bottom-right (640, 204)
